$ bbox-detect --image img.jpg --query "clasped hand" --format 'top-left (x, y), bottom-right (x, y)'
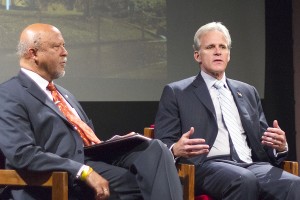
top-left (261, 120), bottom-right (287, 152)
top-left (84, 132), bottom-right (137, 199)
top-left (172, 127), bottom-right (209, 158)
top-left (85, 171), bottom-right (110, 199)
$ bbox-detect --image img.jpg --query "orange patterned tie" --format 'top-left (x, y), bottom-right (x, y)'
top-left (47, 82), bottom-right (101, 146)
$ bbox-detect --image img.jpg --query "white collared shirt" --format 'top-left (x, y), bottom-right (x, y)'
top-left (21, 68), bottom-right (79, 117)
top-left (21, 68), bottom-right (52, 99)
top-left (201, 71), bottom-right (231, 157)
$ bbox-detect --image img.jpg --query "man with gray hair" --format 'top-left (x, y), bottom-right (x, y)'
top-left (155, 21), bottom-right (300, 199)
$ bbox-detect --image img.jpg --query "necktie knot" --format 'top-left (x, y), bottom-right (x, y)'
top-left (47, 82), bottom-right (56, 92)
top-left (214, 80), bottom-right (224, 90)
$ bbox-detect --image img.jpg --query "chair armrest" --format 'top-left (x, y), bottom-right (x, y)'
top-left (0, 170), bottom-right (68, 200)
top-left (282, 161), bottom-right (298, 176)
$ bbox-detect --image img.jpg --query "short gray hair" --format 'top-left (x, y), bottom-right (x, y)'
top-left (16, 41), bottom-right (29, 57)
top-left (16, 33), bottom-right (42, 58)
top-left (193, 22), bottom-right (231, 51)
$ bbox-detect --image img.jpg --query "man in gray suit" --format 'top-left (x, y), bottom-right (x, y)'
top-left (154, 22), bottom-right (300, 199)
top-left (0, 23), bottom-right (183, 200)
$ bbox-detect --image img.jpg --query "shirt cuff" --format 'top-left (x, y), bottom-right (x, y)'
top-left (273, 142), bottom-right (288, 157)
top-left (76, 165), bottom-right (89, 179)
top-left (169, 143), bottom-right (179, 162)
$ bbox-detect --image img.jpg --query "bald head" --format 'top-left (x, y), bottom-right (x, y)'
top-left (17, 23), bottom-right (61, 58)
top-left (17, 23), bottom-right (68, 82)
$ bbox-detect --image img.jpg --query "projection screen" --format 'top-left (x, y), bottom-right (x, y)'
top-left (0, 0), bottom-right (265, 101)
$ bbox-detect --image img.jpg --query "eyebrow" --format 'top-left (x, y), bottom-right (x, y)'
top-left (204, 43), bottom-right (228, 48)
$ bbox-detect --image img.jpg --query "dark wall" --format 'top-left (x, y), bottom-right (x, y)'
top-left (81, 0), bottom-right (296, 159)
top-left (81, 102), bottom-right (158, 140)
top-left (263, 0), bottom-right (295, 160)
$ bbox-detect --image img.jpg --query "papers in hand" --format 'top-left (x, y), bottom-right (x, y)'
top-left (84, 133), bottom-right (151, 159)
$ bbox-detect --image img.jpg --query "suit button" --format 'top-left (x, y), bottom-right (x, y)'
top-left (77, 150), bottom-right (82, 154)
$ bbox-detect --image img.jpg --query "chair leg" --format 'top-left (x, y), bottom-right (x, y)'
top-left (51, 172), bottom-right (68, 200)
top-left (176, 163), bottom-right (195, 200)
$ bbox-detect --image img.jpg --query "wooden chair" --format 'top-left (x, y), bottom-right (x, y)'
top-left (0, 151), bottom-right (68, 200)
top-left (144, 127), bottom-right (299, 200)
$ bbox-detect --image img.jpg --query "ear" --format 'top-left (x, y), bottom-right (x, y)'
top-left (28, 48), bottom-right (37, 58)
top-left (28, 48), bottom-right (39, 62)
top-left (194, 51), bottom-right (201, 63)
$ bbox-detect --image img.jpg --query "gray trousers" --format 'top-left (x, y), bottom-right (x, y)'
top-left (86, 139), bottom-right (183, 200)
top-left (195, 159), bottom-right (300, 200)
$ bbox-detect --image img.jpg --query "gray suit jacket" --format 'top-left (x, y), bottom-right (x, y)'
top-left (155, 72), bottom-right (287, 166)
top-left (0, 71), bottom-right (92, 198)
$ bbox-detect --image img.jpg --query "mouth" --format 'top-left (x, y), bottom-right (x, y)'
top-left (62, 58), bottom-right (67, 64)
top-left (213, 59), bottom-right (223, 62)
top-left (61, 58), bottom-right (67, 66)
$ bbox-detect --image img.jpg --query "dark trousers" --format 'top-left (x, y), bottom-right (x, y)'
top-left (83, 139), bottom-right (183, 200)
top-left (195, 158), bottom-right (300, 200)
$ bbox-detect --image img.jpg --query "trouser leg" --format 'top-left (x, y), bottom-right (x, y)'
top-left (195, 160), bottom-right (259, 200)
top-left (116, 139), bottom-right (183, 200)
top-left (247, 162), bottom-right (300, 200)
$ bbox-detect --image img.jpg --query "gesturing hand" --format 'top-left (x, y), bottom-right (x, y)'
top-left (261, 120), bottom-right (287, 152)
top-left (172, 127), bottom-right (209, 158)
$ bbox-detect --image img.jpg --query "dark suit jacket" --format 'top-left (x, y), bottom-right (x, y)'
top-left (155, 72), bottom-right (286, 166)
top-left (0, 71), bottom-right (92, 198)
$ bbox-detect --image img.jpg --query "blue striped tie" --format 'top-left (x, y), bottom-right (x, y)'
top-left (214, 80), bottom-right (252, 163)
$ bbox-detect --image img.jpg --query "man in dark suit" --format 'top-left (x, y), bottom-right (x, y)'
top-left (154, 22), bottom-right (300, 199)
top-left (0, 23), bottom-right (183, 200)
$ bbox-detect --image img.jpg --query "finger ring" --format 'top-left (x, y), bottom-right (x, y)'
top-left (103, 188), bottom-right (108, 192)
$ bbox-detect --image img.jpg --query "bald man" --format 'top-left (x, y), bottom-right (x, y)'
top-left (0, 24), bottom-right (183, 200)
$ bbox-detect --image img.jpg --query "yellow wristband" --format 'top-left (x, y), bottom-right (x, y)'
top-left (80, 166), bottom-right (93, 181)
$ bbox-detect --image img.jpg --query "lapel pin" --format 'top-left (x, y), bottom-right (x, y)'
top-left (65, 95), bottom-right (68, 98)
top-left (237, 92), bottom-right (242, 97)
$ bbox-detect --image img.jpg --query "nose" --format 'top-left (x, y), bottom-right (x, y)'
top-left (61, 46), bottom-right (68, 56)
top-left (214, 47), bottom-right (222, 55)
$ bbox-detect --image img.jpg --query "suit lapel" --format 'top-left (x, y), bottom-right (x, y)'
top-left (17, 71), bottom-right (70, 124)
top-left (192, 73), bottom-right (217, 119)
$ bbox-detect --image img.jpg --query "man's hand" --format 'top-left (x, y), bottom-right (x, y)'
top-left (85, 171), bottom-right (110, 200)
top-left (261, 120), bottom-right (287, 152)
top-left (172, 127), bottom-right (209, 158)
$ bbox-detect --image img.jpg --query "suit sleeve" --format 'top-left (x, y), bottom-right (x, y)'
top-left (154, 85), bottom-right (182, 148)
top-left (251, 85), bottom-right (288, 165)
top-left (0, 87), bottom-right (83, 180)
